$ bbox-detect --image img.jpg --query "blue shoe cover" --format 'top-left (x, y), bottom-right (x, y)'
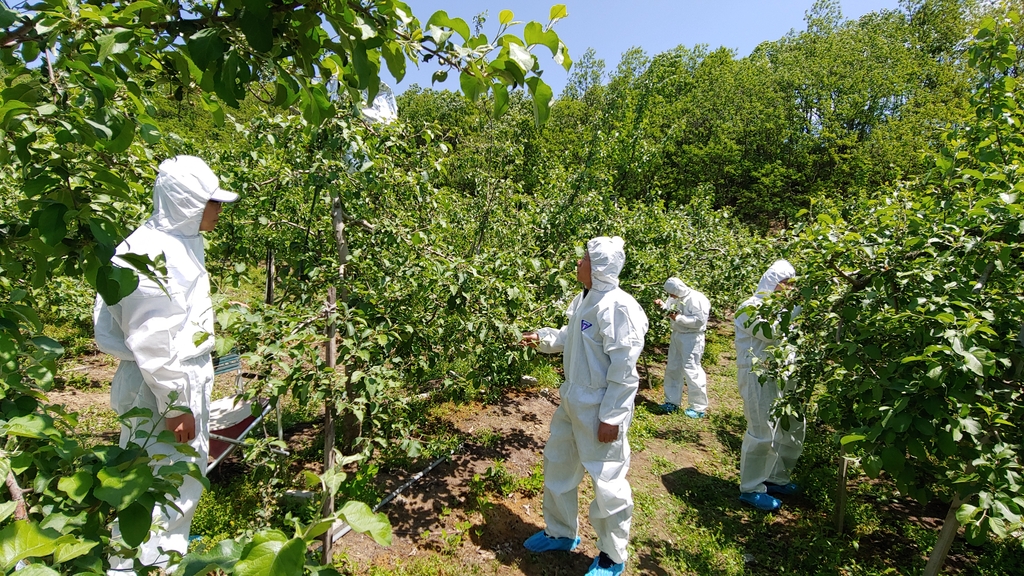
top-left (585, 554), bottom-right (625, 576)
top-left (658, 402), bottom-right (678, 414)
top-left (739, 492), bottom-right (782, 511)
top-left (683, 408), bottom-right (705, 419)
top-left (765, 482), bottom-right (800, 496)
top-left (523, 530), bottom-right (579, 552)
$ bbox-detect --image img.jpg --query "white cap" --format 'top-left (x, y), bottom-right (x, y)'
top-left (158, 155), bottom-right (239, 204)
top-left (210, 187), bottom-right (239, 203)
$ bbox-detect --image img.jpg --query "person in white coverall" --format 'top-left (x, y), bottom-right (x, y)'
top-left (734, 259), bottom-right (804, 512)
top-left (520, 236), bottom-right (649, 576)
top-left (653, 278), bottom-right (710, 418)
top-left (94, 156), bottom-right (238, 571)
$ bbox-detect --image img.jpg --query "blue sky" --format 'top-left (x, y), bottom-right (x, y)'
top-left (387, 0), bottom-right (904, 96)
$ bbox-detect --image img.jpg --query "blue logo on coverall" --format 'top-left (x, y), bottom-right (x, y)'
top-left (581, 320), bottom-right (592, 331)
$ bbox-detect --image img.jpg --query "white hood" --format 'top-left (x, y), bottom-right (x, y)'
top-left (587, 236), bottom-right (626, 292)
top-left (148, 156), bottom-right (236, 237)
top-left (754, 259), bottom-right (796, 299)
top-left (663, 277), bottom-right (691, 298)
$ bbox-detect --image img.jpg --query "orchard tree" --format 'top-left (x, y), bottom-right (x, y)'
top-left (767, 9), bottom-right (1024, 574)
top-left (0, 0), bottom-right (571, 572)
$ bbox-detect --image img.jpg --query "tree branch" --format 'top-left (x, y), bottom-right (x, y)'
top-left (829, 260), bottom-right (872, 291)
top-left (972, 262), bottom-right (995, 294)
top-left (5, 471), bottom-right (28, 521)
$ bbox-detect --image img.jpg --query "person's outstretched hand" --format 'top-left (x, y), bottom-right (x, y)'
top-left (654, 298), bottom-right (664, 307)
top-left (598, 422), bottom-right (619, 443)
top-left (520, 332), bottom-right (540, 348)
top-left (167, 413), bottom-right (196, 443)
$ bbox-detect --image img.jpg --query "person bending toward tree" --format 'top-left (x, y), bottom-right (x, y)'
top-left (94, 156), bottom-right (239, 572)
top-left (520, 236), bottom-right (649, 576)
top-left (654, 277), bottom-right (711, 418)
top-left (734, 259), bottom-right (804, 512)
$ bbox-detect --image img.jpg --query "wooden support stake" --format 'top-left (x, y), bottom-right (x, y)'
top-left (265, 248), bottom-right (275, 305)
top-left (835, 444), bottom-right (848, 534)
top-left (923, 495), bottom-right (965, 576)
top-left (321, 287), bottom-right (338, 565)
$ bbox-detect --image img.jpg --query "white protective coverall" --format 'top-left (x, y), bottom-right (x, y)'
top-left (734, 259), bottom-right (805, 494)
top-left (94, 156), bottom-right (235, 570)
top-left (535, 236), bottom-right (649, 565)
top-left (660, 278), bottom-right (711, 412)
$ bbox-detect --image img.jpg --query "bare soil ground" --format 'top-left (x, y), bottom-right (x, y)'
top-left (330, 336), bottom-right (748, 575)
top-left (53, 323), bottom-right (975, 576)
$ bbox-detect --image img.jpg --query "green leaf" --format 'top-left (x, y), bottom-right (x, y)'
top-left (95, 465), bottom-right (154, 510)
top-left (52, 538), bottom-right (98, 564)
top-left (242, 0), bottom-right (271, 19)
top-left (499, 9), bottom-right (513, 24)
top-left (937, 431), bottom-right (956, 455)
top-left (1, 414), bottom-right (58, 439)
top-left (173, 538), bottom-right (245, 576)
top-left (57, 471), bottom-right (94, 504)
top-left (0, 502), bottom-right (17, 523)
top-left (93, 168), bottom-right (132, 198)
top-left (526, 76), bottom-right (552, 126)
top-left (961, 351), bottom-right (984, 376)
top-left (381, 41), bottom-right (406, 83)
top-left (22, 40), bottom-right (40, 63)
top-left (555, 42), bottom-right (572, 72)
top-left (103, 118), bottom-right (136, 153)
top-left (840, 434), bottom-right (865, 446)
top-left (235, 534), bottom-right (305, 576)
top-left (84, 118), bottom-right (113, 139)
top-left (0, 100), bottom-right (31, 128)
top-left (97, 28), bottom-right (132, 62)
top-left (549, 4), bottom-right (568, 22)
top-left (880, 445), bottom-right (905, 474)
top-left (492, 83), bottom-right (509, 118)
top-left (508, 42), bottom-right (536, 74)
top-left (989, 516), bottom-right (1007, 538)
top-left (37, 203), bottom-right (68, 246)
top-left (140, 122), bottom-right (161, 144)
top-left (31, 336), bottom-right (64, 359)
top-left (96, 263), bottom-right (140, 306)
top-left (339, 500), bottom-right (392, 546)
top-left (0, 4), bottom-right (20, 28)
top-left (118, 500), bottom-right (153, 547)
top-left (0, 520), bottom-right (61, 572)
top-left (187, 29), bottom-right (226, 72)
top-left (523, 22), bottom-right (559, 56)
top-left (240, 9), bottom-right (273, 53)
top-left (862, 455), bottom-right (883, 478)
top-left (459, 71), bottom-right (485, 102)
top-left (425, 11), bottom-right (471, 42)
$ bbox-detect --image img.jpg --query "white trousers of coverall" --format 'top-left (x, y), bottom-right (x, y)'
top-left (108, 357), bottom-right (211, 573)
top-left (663, 332), bottom-right (708, 412)
top-left (543, 382), bottom-right (633, 565)
top-left (737, 364), bottom-right (805, 493)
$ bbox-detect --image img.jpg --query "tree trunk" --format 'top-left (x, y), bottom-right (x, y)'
top-left (330, 194), bottom-right (361, 454)
top-left (321, 287), bottom-right (338, 564)
top-left (923, 495), bottom-right (965, 576)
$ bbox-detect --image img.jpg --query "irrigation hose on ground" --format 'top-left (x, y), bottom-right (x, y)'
top-left (328, 443), bottom-right (465, 547)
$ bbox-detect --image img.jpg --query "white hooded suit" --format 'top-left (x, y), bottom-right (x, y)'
top-left (659, 278), bottom-right (710, 412)
top-left (94, 156), bottom-right (234, 570)
top-left (535, 236), bottom-right (649, 565)
top-left (734, 259), bottom-right (805, 494)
